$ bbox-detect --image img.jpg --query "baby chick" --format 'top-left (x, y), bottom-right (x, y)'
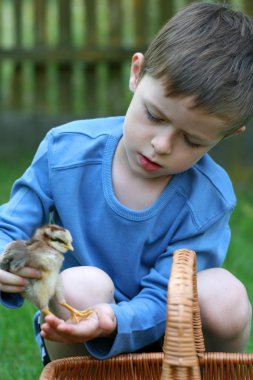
top-left (0, 224), bottom-right (92, 322)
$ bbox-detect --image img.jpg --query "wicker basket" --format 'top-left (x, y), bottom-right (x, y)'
top-left (39, 249), bottom-right (253, 379)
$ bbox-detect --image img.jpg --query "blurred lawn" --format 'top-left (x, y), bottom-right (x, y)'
top-left (0, 153), bottom-right (253, 379)
top-left (0, 152), bottom-right (43, 380)
top-left (223, 188), bottom-right (253, 352)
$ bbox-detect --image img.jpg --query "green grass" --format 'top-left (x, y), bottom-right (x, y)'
top-left (223, 189), bottom-right (253, 352)
top-left (0, 153), bottom-right (43, 380)
top-left (0, 154), bottom-right (253, 379)
top-left (0, 303), bottom-right (43, 379)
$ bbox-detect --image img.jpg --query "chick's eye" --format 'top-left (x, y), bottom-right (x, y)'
top-left (51, 238), bottom-right (64, 244)
top-left (144, 105), bottom-right (163, 123)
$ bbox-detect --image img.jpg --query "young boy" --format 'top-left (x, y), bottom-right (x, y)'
top-left (0, 2), bottom-right (252, 364)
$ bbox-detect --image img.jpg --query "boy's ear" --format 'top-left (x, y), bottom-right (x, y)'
top-left (224, 126), bottom-right (246, 139)
top-left (129, 53), bottom-right (145, 92)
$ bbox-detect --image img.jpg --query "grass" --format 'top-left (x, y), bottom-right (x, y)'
top-left (0, 152), bottom-right (43, 379)
top-left (0, 153), bottom-right (253, 379)
top-left (223, 189), bottom-right (253, 352)
top-left (0, 303), bottom-right (42, 379)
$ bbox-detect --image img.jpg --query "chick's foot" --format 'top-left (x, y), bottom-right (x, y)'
top-left (60, 302), bottom-right (93, 323)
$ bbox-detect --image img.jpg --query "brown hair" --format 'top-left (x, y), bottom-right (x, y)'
top-left (141, 2), bottom-right (253, 130)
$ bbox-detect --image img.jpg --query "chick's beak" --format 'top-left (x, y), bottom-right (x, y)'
top-left (64, 242), bottom-right (74, 251)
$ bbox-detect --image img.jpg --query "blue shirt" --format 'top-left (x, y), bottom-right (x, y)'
top-left (0, 116), bottom-right (236, 358)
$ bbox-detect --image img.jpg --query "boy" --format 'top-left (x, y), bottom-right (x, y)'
top-left (0, 2), bottom-right (252, 363)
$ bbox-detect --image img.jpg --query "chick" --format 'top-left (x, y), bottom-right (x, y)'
top-left (0, 224), bottom-right (93, 322)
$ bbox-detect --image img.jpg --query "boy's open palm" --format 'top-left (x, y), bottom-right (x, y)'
top-left (40, 303), bottom-right (117, 344)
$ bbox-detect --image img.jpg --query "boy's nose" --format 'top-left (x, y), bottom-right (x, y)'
top-left (151, 128), bottom-right (176, 155)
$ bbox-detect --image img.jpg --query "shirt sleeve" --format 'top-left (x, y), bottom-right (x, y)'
top-left (85, 208), bottom-right (233, 359)
top-left (0, 132), bottom-right (54, 308)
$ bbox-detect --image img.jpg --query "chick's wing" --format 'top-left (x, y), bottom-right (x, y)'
top-left (0, 241), bottom-right (29, 272)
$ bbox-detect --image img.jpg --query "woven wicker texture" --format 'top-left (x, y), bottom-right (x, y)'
top-left (39, 249), bottom-right (253, 379)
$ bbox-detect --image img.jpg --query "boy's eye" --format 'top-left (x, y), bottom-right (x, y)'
top-left (144, 105), bottom-right (163, 123)
top-left (183, 134), bottom-right (201, 149)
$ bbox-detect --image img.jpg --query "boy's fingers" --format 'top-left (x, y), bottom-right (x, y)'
top-left (41, 319), bottom-right (79, 343)
top-left (43, 314), bottom-right (64, 327)
top-left (0, 284), bottom-right (26, 293)
top-left (42, 315), bottom-right (98, 342)
top-left (0, 269), bottom-right (26, 292)
top-left (42, 308), bottom-right (116, 343)
top-left (40, 326), bottom-right (66, 342)
top-left (10, 266), bottom-right (42, 279)
top-left (0, 269), bottom-right (27, 286)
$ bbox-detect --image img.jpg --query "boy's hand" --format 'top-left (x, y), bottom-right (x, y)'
top-left (0, 258), bottom-right (42, 293)
top-left (40, 303), bottom-right (117, 343)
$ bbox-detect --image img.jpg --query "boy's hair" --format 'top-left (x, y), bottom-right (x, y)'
top-left (141, 2), bottom-right (253, 130)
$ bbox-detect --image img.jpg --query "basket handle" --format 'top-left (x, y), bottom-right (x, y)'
top-left (161, 249), bottom-right (205, 379)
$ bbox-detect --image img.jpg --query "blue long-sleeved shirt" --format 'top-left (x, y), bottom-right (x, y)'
top-left (0, 116), bottom-right (236, 358)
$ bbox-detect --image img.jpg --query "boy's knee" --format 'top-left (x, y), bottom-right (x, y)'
top-left (197, 268), bottom-right (251, 339)
top-left (60, 266), bottom-right (115, 309)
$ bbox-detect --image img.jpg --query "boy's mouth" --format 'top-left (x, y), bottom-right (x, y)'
top-left (138, 154), bottom-right (162, 172)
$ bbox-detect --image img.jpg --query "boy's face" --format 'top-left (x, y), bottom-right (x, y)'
top-left (119, 54), bottom-right (243, 180)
